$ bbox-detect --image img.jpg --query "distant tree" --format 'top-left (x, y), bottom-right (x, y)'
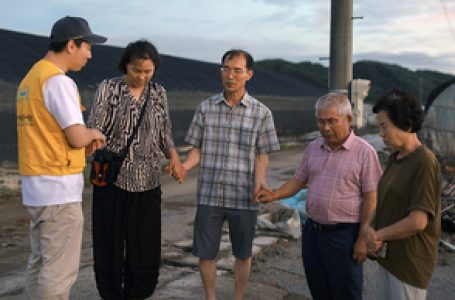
top-left (255, 59), bottom-right (327, 87)
top-left (256, 59), bottom-right (455, 103)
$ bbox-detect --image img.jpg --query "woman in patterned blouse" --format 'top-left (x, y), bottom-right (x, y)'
top-left (87, 40), bottom-right (184, 300)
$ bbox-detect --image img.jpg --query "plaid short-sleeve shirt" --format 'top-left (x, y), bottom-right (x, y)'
top-left (185, 92), bottom-right (280, 210)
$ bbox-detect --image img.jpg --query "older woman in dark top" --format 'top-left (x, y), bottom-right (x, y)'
top-left (87, 40), bottom-right (183, 300)
top-left (366, 88), bottom-right (440, 300)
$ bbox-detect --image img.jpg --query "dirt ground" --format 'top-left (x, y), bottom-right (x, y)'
top-left (1, 146), bottom-right (455, 299)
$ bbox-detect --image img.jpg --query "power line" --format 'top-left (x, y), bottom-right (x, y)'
top-left (440, 0), bottom-right (455, 40)
top-left (355, 0), bottom-right (445, 50)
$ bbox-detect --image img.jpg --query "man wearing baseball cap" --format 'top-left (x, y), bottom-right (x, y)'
top-left (16, 16), bottom-right (107, 299)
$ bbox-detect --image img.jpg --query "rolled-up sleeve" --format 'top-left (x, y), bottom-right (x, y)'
top-left (185, 104), bottom-right (204, 148)
top-left (256, 109), bottom-right (280, 154)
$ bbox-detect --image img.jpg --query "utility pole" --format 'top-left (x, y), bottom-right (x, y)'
top-left (329, 0), bottom-right (353, 94)
top-left (419, 77), bottom-right (423, 101)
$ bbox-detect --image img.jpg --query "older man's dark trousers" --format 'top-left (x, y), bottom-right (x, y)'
top-left (302, 219), bottom-right (363, 300)
top-left (92, 184), bottom-right (162, 300)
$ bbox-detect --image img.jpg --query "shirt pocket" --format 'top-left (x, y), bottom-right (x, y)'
top-left (239, 128), bottom-right (256, 152)
top-left (238, 117), bottom-right (256, 150)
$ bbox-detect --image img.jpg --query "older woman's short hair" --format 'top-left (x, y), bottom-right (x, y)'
top-left (314, 93), bottom-right (352, 117)
top-left (118, 39), bottom-right (160, 74)
top-left (372, 88), bottom-right (424, 132)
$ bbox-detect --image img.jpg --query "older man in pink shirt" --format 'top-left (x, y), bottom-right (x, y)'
top-left (256, 93), bottom-right (382, 300)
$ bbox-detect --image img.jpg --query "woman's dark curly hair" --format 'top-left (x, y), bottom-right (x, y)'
top-left (372, 88), bottom-right (424, 132)
top-left (118, 39), bottom-right (160, 75)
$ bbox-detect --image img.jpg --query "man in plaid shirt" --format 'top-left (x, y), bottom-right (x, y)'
top-left (182, 49), bottom-right (280, 300)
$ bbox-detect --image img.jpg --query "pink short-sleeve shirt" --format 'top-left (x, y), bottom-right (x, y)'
top-left (294, 131), bottom-right (382, 224)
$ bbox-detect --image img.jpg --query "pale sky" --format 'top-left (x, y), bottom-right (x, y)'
top-left (1, 0), bottom-right (455, 74)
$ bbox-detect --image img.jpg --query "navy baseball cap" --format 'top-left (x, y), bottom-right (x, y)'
top-left (50, 16), bottom-right (107, 44)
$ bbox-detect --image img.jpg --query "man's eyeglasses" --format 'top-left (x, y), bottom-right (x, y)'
top-left (317, 118), bottom-right (340, 127)
top-left (220, 66), bottom-right (247, 74)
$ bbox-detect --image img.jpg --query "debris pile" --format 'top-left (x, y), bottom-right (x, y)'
top-left (442, 202), bottom-right (455, 233)
top-left (440, 158), bottom-right (455, 252)
top-left (441, 158), bottom-right (455, 197)
top-left (256, 189), bottom-right (308, 239)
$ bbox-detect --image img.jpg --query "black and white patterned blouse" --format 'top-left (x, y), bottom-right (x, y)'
top-left (87, 76), bottom-right (175, 192)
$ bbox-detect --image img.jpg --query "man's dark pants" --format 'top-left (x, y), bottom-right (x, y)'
top-left (302, 219), bottom-right (363, 300)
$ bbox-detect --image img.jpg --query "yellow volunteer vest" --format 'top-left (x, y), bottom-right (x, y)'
top-left (16, 59), bottom-right (86, 175)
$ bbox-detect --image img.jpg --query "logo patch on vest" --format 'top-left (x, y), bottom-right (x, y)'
top-left (17, 85), bottom-right (34, 126)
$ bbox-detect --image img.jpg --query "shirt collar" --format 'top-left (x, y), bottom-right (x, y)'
top-left (214, 91), bottom-right (252, 107)
top-left (321, 130), bottom-right (355, 151)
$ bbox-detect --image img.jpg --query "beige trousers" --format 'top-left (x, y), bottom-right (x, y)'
top-left (25, 202), bottom-right (83, 300)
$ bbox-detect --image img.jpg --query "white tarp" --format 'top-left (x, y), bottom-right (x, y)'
top-left (421, 82), bottom-right (455, 158)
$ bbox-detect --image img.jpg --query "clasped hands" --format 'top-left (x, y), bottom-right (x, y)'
top-left (363, 225), bottom-right (383, 258)
top-left (254, 184), bottom-right (277, 203)
top-left (165, 159), bottom-right (186, 184)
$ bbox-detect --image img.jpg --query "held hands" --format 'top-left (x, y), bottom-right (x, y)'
top-left (254, 184), bottom-right (277, 204)
top-left (364, 225), bottom-right (383, 258)
top-left (352, 236), bottom-right (368, 263)
top-left (165, 159), bottom-right (186, 184)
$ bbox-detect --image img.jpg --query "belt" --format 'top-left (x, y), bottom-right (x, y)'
top-left (308, 218), bottom-right (351, 232)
